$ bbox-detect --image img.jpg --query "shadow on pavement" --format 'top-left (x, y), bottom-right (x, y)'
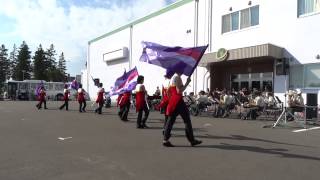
top-left (174, 143), bottom-right (320, 161)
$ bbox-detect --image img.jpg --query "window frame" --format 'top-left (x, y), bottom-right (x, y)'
top-left (221, 5), bottom-right (260, 34)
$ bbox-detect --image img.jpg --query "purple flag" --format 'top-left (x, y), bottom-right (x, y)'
top-left (110, 67), bottom-right (139, 96)
top-left (70, 80), bottom-right (79, 90)
top-left (35, 81), bottom-right (44, 96)
top-left (139, 41), bottom-right (208, 78)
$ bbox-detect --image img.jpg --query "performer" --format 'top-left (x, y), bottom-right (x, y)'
top-left (135, 75), bottom-right (149, 128)
top-left (118, 92), bottom-right (131, 121)
top-left (59, 84), bottom-right (70, 111)
top-left (158, 74), bottom-right (171, 134)
top-left (163, 72), bottom-right (202, 147)
top-left (95, 83), bottom-right (105, 114)
top-left (36, 86), bottom-right (47, 110)
top-left (77, 84), bottom-right (86, 112)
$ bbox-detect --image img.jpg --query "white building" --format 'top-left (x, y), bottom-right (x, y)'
top-left (84, 0), bottom-right (320, 115)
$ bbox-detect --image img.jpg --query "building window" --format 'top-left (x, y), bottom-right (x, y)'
top-left (298, 0), bottom-right (320, 17)
top-left (231, 12), bottom-right (239, 31)
top-left (222, 5), bottom-right (259, 34)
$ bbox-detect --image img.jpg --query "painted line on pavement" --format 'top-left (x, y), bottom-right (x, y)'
top-left (292, 127), bottom-right (320, 132)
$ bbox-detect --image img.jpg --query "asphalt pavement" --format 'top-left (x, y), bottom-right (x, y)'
top-left (0, 101), bottom-right (320, 180)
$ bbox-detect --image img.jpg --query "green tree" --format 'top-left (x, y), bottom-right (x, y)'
top-left (0, 44), bottom-right (9, 94)
top-left (15, 41), bottom-right (32, 80)
top-left (46, 44), bottom-right (57, 81)
top-left (33, 44), bottom-right (47, 80)
top-left (9, 44), bottom-right (18, 80)
top-left (58, 52), bottom-right (67, 81)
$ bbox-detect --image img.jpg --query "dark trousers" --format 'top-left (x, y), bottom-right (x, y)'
top-left (164, 100), bottom-right (195, 142)
top-left (59, 100), bottom-right (69, 110)
top-left (36, 100), bottom-right (47, 109)
top-left (95, 102), bottom-right (103, 114)
top-left (137, 104), bottom-right (149, 127)
top-left (79, 101), bottom-right (86, 112)
top-left (119, 103), bottom-right (130, 120)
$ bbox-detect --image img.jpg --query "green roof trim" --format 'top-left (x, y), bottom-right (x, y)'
top-left (88, 0), bottom-right (194, 44)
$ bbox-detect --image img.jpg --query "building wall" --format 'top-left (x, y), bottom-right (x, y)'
top-left (87, 29), bottom-right (130, 99)
top-left (209, 0), bottom-right (320, 103)
top-left (85, 0), bottom-right (320, 103)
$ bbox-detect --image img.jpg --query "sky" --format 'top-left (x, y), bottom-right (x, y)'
top-left (0, 0), bottom-right (178, 76)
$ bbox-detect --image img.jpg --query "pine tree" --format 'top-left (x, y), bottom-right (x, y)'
top-left (45, 44), bottom-right (58, 81)
top-left (9, 44), bottom-right (18, 80)
top-left (0, 44), bottom-right (9, 94)
top-left (15, 41), bottom-right (32, 80)
top-left (33, 44), bottom-right (47, 80)
top-left (58, 52), bottom-right (67, 81)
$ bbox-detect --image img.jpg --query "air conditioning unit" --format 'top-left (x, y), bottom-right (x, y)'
top-left (103, 47), bottom-right (129, 62)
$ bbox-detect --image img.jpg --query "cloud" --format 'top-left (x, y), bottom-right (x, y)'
top-left (0, 0), bottom-right (170, 75)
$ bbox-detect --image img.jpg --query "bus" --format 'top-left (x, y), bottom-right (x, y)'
top-left (6, 80), bottom-right (77, 101)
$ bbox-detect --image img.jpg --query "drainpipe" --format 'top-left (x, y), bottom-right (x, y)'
top-left (129, 25), bottom-right (133, 69)
top-left (194, 0), bottom-right (199, 93)
top-left (203, 70), bottom-right (210, 91)
top-left (208, 0), bottom-right (213, 52)
top-left (87, 43), bottom-right (90, 97)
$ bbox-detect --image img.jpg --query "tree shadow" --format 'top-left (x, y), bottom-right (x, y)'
top-left (174, 143), bottom-right (320, 161)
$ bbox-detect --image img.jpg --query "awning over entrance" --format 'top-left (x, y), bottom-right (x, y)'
top-left (199, 43), bottom-right (283, 67)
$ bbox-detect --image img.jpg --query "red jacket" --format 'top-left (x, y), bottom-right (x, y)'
top-left (77, 88), bottom-right (85, 102)
top-left (166, 86), bottom-right (182, 116)
top-left (63, 89), bottom-right (69, 101)
top-left (159, 87), bottom-right (169, 108)
top-left (38, 90), bottom-right (46, 101)
top-left (119, 92), bottom-right (131, 107)
top-left (135, 91), bottom-right (146, 111)
top-left (96, 88), bottom-right (104, 103)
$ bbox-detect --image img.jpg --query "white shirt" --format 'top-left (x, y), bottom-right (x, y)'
top-left (197, 95), bottom-right (209, 104)
top-left (78, 88), bottom-right (83, 93)
top-left (255, 96), bottom-right (265, 107)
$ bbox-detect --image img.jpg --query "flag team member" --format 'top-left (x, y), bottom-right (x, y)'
top-left (59, 84), bottom-right (70, 111)
top-left (36, 86), bottom-right (47, 110)
top-left (95, 83), bottom-right (104, 114)
top-left (118, 92), bottom-right (131, 121)
top-left (159, 74), bottom-right (170, 134)
top-left (163, 72), bottom-right (202, 147)
top-left (77, 84), bottom-right (86, 112)
top-left (135, 75), bottom-right (149, 128)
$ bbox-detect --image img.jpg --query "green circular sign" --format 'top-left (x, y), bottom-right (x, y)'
top-left (216, 48), bottom-right (228, 60)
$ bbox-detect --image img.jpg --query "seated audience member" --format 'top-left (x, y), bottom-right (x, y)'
top-left (287, 89), bottom-right (304, 121)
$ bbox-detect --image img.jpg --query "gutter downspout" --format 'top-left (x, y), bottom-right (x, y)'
top-left (129, 25), bottom-right (133, 69)
top-left (87, 43), bottom-right (90, 98)
top-left (194, 0), bottom-right (199, 93)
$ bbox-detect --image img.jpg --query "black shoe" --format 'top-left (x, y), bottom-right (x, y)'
top-left (121, 119), bottom-right (128, 122)
top-left (44, 108), bottom-right (48, 109)
top-left (163, 141), bottom-right (174, 147)
top-left (137, 125), bottom-right (143, 129)
top-left (79, 110), bottom-right (82, 113)
top-left (190, 140), bottom-right (202, 147)
top-left (82, 109), bottom-right (86, 112)
top-left (142, 124), bottom-right (149, 128)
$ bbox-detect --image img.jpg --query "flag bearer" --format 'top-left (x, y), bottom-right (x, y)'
top-left (135, 75), bottom-right (149, 128)
top-left (159, 74), bottom-right (171, 134)
top-left (36, 86), bottom-right (47, 110)
top-left (95, 83), bottom-right (105, 114)
top-left (77, 84), bottom-right (86, 112)
top-left (118, 91), bottom-right (131, 121)
top-left (163, 72), bottom-right (202, 147)
top-left (59, 84), bottom-right (70, 111)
